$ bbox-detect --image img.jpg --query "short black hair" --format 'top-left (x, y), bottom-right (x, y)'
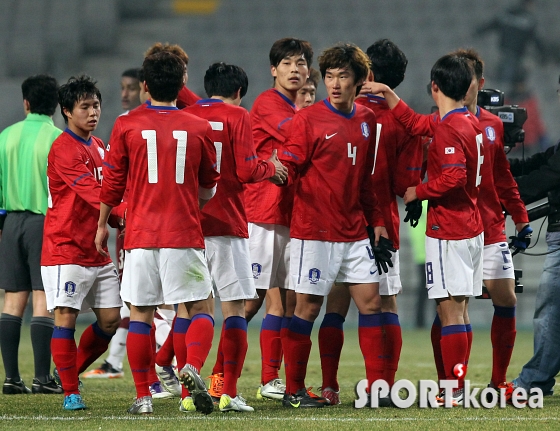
top-left (21, 75), bottom-right (59, 116)
top-left (122, 68), bottom-right (140, 80)
top-left (366, 39), bottom-right (408, 90)
top-left (138, 67), bottom-right (144, 83)
top-left (269, 37), bottom-right (313, 68)
top-left (430, 54), bottom-right (473, 102)
top-left (449, 48), bottom-right (484, 81)
top-left (204, 62), bottom-right (248, 99)
top-left (58, 75), bottom-right (102, 123)
top-left (142, 52), bottom-right (185, 103)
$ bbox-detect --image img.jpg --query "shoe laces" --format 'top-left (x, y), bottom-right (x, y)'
top-left (208, 373), bottom-right (224, 394)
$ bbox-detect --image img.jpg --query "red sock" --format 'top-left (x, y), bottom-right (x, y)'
top-left (260, 314), bottom-right (282, 384)
top-left (491, 306), bottom-right (516, 385)
top-left (155, 316), bottom-right (176, 367)
top-left (465, 323), bottom-right (473, 366)
top-left (127, 321), bottom-right (152, 398)
top-left (77, 322), bottom-right (112, 374)
top-left (284, 316), bottom-right (313, 395)
top-left (319, 313), bottom-right (344, 391)
top-left (358, 313), bottom-right (384, 387)
top-left (440, 325), bottom-right (468, 388)
top-left (173, 318), bottom-right (191, 398)
top-left (211, 324), bottom-right (226, 375)
top-left (431, 315), bottom-right (445, 381)
top-left (381, 312), bottom-right (402, 386)
top-left (51, 326), bottom-right (78, 396)
top-left (148, 323), bottom-right (158, 385)
top-left (222, 316), bottom-right (248, 397)
top-left (185, 314), bottom-right (214, 372)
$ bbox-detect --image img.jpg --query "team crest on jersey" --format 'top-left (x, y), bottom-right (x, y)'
top-left (485, 126), bottom-right (496, 142)
top-left (444, 147), bottom-right (455, 154)
top-left (361, 122), bottom-right (370, 138)
top-left (97, 146), bottom-right (105, 159)
top-left (309, 268), bottom-right (321, 284)
top-left (64, 281), bottom-right (76, 297)
top-left (252, 263), bottom-right (262, 279)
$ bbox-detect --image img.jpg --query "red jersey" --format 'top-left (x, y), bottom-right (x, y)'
top-left (42, 130), bottom-right (125, 266)
top-left (185, 99), bottom-right (275, 237)
top-left (280, 99), bottom-right (384, 242)
top-left (176, 86), bottom-right (201, 109)
top-left (356, 95), bottom-right (423, 249)
top-left (411, 106), bottom-right (484, 240)
top-left (476, 107), bottom-right (528, 244)
top-left (245, 89), bottom-right (297, 227)
top-left (101, 105), bottom-right (219, 249)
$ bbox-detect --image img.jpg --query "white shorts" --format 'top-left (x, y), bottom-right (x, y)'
top-left (483, 242), bottom-right (515, 280)
top-left (248, 223), bottom-right (291, 290)
top-left (290, 238), bottom-right (378, 297)
top-left (121, 248), bottom-right (213, 307)
top-left (425, 233), bottom-right (484, 299)
top-left (379, 250), bottom-right (402, 296)
top-left (204, 236), bottom-right (257, 301)
top-left (41, 263), bottom-right (122, 312)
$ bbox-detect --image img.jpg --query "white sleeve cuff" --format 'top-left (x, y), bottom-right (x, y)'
top-left (199, 184), bottom-right (217, 200)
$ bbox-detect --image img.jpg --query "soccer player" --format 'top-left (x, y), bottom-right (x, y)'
top-left (120, 68), bottom-right (142, 113)
top-left (144, 42), bottom-right (201, 108)
top-left (295, 67), bottom-right (320, 109)
top-left (97, 51), bottom-right (220, 415)
top-left (316, 39), bottom-right (423, 406)
top-left (41, 75), bottom-right (125, 410)
top-left (368, 54), bottom-right (484, 406)
top-left (279, 43), bottom-right (392, 408)
top-left (243, 37), bottom-right (313, 401)
top-left (0, 75), bottom-right (63, 395)
top-left (186, 62), bottom-right (288, 412)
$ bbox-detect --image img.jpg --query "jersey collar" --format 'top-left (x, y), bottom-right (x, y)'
top-left (273, 89), bottom-right (296, 109)
top-left (65, 128), bottom-right (92, 146)
top-left (196, 98), bottom-right (225, 105)
top-left (441, 106), bottom-right (468, 122)
top-left (323, 99), bottom-right (356, 119)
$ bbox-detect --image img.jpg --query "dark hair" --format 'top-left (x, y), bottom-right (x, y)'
top-left (21, 75), bottom-right (59, 116)
top-left (122, 68), bottom-right (140, 80)
top-left (449, 48), bottom-right (484, 81)
top-left (366, 39), bottom-right (408, 90)
top-left (142, 52), bottom-right (185, 102)
top-left (269, 38), bottom-right (313, 68)
top-left (204, 62), bottom-right (248, 99)
top-left (430, 54), bottom-right (473, 102)
top-left (58, 75), bottom-right (102, 123)
top-left (307, 68), bottom-right (321, 87)
top-left (318, 43), bottom-right (371, 95)
top-left (138, 67), bottom-right (144, 83)
top-left (145, 42), bottom-right (189, 66)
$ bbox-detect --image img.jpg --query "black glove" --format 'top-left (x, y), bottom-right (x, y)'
top-left (509, 225), bottom-right (533, 257)
top-left (367, 226), bottom-right (396, 274)
top-left (403, 200), bottom-right (422, 228)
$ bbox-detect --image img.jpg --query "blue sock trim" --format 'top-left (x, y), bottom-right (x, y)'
top-left (191, 313), bottom-right (215, 327)
top-left (441, 324), bottom-right (466, 336)
top-left (128, 321), bottom-right (152, 335)
top-left (320, 312), bottom-right (345, 330)
top-left (92, 321), bottom-right (113, 341)
top-left (225, 316), bottom-right (247, 331)
top-left (358, 313), bottom-right (383, 328)
top-left (433, 314), bottom-right (441, 327)
top-left (281, 316), bottom-right (292, 329)
top-left (174, 317), bottom-right (191, 334)
top-left (494, 305), bottom-right (516, 318)
top-left (288, 315), bottom-right (313, 336)
top-left (381, 312), bottom-right (400, 326)
top-left (52, 326), bottom-right (75, 339)
top-left (465, 323), bottom-right (472, 333)
top-left (261, 314), bottom-right (282, 331)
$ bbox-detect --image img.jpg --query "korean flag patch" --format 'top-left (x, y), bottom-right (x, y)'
top-left (361, 122), bottom-right (370, 138)
top-left (485, 126), bottom-right (496, 142)
top-left (444, 147), bottom-right (455, 154)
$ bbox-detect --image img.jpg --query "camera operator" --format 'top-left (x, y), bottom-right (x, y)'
top-left (508, 101), bottom-right (560, 396)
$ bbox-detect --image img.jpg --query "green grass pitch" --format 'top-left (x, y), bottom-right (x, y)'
top-left (1, 324), bottom-right (559, 431)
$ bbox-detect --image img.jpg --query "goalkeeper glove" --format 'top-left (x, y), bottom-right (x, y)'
top-left (403, 200), bottom-right (422, 228)
top-left (509, 225), bottom-right (533, 256)
top-left (367, 225), bottom-right (396, 274)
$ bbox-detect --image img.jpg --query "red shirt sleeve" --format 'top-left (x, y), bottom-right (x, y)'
top-left (392, 99), bottom-right (437, 137)
top-left (393, 134), bottom-right (423, 197)
top-left (198, 122), bottom-right (220, 191)
top-left (279, 113), bottom-right (313, 187)
top-left (101, 119), bottom-right (129, 208)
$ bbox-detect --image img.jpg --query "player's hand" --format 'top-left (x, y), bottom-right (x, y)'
top-left (509, 224), bottom-right (533, 256)
top-left (403, 186), bottom-right (418, 204)
top-left (268, 149), bottom-right (288, 184)
top-left (359, 82), bottom-right (387, 96)
top-left (95, 224), bottom-right (110, 257)
top-left (404, 200), bottom-right (423, 228)
top-left (367, 226), bottom-right (396, 274)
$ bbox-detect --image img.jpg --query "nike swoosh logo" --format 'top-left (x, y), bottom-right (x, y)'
top-left (370, 270), bottom-right (377, 275)
top-left (290, 401), bottom-right (300, 408)
top-left (325, 133), bottom-right (337, 140)
top-left (503, 266), bottom-right (512, 270)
